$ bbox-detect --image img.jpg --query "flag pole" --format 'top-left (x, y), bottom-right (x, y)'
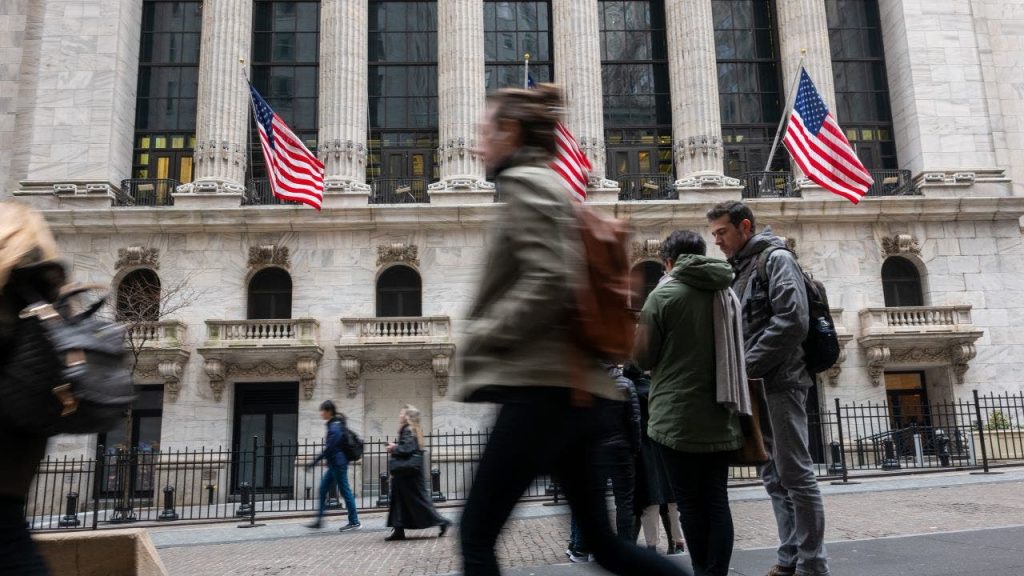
top-left (239, 58), bottom-right (257, 201)
top-left (523, 52), bottom-right (531, 89)
top-left (762, 50), bottom-right (807, 174)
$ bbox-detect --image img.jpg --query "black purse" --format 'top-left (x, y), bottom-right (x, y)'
top-left (389, 450), bottom-right (424, 477)
top-left (0, 278), bottom-right (134, 436)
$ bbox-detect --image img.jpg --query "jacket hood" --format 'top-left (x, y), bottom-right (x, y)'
top-left (734, 226), bottom-right (785, 263)
top-left (491, 146), bottom-right (553, 179)
top-left (669, 254), bottom-right (734, 291)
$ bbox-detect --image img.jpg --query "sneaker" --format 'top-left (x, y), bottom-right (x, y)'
top-left (668, 540), bottom-right (685, 555)
top-left (305, 520), bottom-right (322, 529)
top-left (567, 549), bottom-right (590, 563)
top-left (338, 522), bottom-right (361, 532)
top-left (765, 565), bottom-right (796, 576)
top-left (385, 529), bottom-right (406, 541)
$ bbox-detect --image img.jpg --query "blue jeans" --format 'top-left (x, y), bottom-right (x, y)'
top-left (317, 463), bottom-right (359, 525)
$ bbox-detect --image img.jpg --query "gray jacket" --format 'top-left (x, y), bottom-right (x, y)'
top-left (730, 228), bottom-right (813, 393)
top-left (458, 147), bottom-right (613, 401)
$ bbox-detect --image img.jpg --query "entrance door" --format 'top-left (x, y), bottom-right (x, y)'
top-left (233, 383), bottom-right (299, 494)
top-left (884, 372), bottom-right (931, 456)
top-left (98, 386), bottom-right (164, 498)
top-left (378, 150), bottom-right (433, 202)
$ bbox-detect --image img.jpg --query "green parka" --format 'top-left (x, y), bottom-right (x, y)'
top-left (633, 254), bottom-right (743, 453)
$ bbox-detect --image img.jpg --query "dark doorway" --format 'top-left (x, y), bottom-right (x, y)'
top-left (98, 386), bottom-right (164, 498)
top-left (630, 261), bottom-right (664, 310)
top-left (885, 372), bottom-right (932, 457)
top-left (232, 383), bottom-right (299, 494)
top-left (248, 267), bottom-right (293, 319)
top-left (376, 265), bottom-right (422, 317)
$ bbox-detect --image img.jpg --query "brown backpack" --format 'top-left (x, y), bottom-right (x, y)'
top-left (571, 204), bottom-right (635, 362)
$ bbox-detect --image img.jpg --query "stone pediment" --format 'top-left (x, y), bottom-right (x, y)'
top-left (198, 319), bottom-right (323, 400)
top-left (336, 317), bottom-right (455, 398)
top-left (857, 306), bottom-right (983, 386)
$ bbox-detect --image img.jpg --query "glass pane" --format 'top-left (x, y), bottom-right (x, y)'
top-left (238, 414), bottom-right (267, 489)
top-left (155, 157), bottom-right (170, 179)
top-left (411, 153), bottom-right (425, 177)
top-left (179, 156), bottom-right (194, 183)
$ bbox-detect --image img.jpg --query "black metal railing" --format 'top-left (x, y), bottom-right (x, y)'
top-left (866, 169), bottom-right (916, 197)
top-left (243, 178), bottom-right (288, 206)
top-left (117, 179), bottom-right (178, 207)
top-left (617, 173), bottom-right (678, 201)
top-left (741, 171), bottom-right (798, 199)
top-left (24, 392), bottom-right (1024, 531)
top-left (370, 178), bottom-right (430, 204)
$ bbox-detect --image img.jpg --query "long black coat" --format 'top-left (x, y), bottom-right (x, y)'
top-left (629, 371), bottom-right (675, 509)
top-left (386, 426), bottom-right (447, 530)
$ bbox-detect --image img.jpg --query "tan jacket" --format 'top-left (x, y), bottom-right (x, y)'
top-left (458, 148), bottom-right (615, 400)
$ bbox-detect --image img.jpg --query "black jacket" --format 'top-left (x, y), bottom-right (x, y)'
top-left (597, 364), bottom-right (642, 453)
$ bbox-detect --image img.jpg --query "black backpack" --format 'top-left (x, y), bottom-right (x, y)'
top-left (343, 428), bottom-right (364, 462)
top-left (757, 247), bottom-right (840, 375)
top-left (0, 278), bottom-right (134, 436)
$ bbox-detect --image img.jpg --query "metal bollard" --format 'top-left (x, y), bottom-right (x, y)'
top-left (58, 491), bottom-right (80, 528)
top-left (236, 482), bottom-right (254, 517)
top-left (430, 467), bottom-right (447, 503)
top-left (158, 485), bottom-right (179, 521)
top-left (551, 481), bottom-right (562, 504)
top-left (882, 438), bottom-right (901, 470)
top-left (376, 473), bottom-right (390, 508)
top-left (207, 484), bottom-right (215, 506)
top-left (827, 441), bottom-right (846, 475)
top-left (936, 431), bottom-right (951, 467)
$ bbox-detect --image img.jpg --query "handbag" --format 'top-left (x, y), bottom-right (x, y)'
top-left (0, 273), bottom-right (134, 437)
top-left (731, 378), bottom-right (772, 467)
top-left (388, 450), bottom-right (424, 477)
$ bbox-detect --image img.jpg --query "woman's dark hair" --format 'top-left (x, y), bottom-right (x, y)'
top-left (706, 200), bottom-right (756, 230)
top-left (485, 83), bottom-right (564, 156)
top-left (659, 230), bottom-right (707, 261)
top-left (319, 400), bottom-right (336, 416)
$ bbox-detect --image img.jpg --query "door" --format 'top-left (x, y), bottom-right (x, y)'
top-left (233, 383), bottom-right (299, 494)
top-left (377, 149), bottom-right (434, 202)
top-left (884, 372), bottom-right (932, 456)
top-left (98, 386), bottom-right (163, 498)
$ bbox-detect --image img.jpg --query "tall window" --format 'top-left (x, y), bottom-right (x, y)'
top-left (133, 1), bottom-right (201, 187)
top-left (248, 268), bottom-right (293, 319)
top-left (368, 1), bottom-right (438, 198)
top-left (826, 0), bottom-right (896, 169)
top-left (599, 0), bottom-right (672, 180)
top-left (484, 2), bottom-right (553, 90)
top-left (376, 266), bottom-right (422, 317)
top-left (249, 1), bottom-right (321, 181)
top-left (713, 0), bottom-right (785, 177)
top-left (881, 257), bottom-right (923, 307)
top-left (117, 269), bottom-right (161, 322)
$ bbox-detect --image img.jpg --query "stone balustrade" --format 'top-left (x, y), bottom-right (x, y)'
top-left (205, 319), bottom-right (320, 347)
top-left (859, 306), bottom-right (974, 334)
top-left (339, 317), bottom-right (452, 345)
top-left (127, 321), bottom-right (187, 348)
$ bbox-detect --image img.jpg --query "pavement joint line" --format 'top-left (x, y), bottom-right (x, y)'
top-left (735, 522), bottom-right (1024, 551)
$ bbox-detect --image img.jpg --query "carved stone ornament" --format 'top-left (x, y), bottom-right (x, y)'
top-left (364, 358), bottom-right (433, 373)
top-left (248, 245), bottom-right (290, 271)
top-left (115, 247), bottom-right (159, 271)
top-left (296, 357), bottom-right (319, 400)
top-left (865, 342), bottom-right (978, 387)
top-left (204, 358), bottom-right (226, 401)
top-left (824, 346), bottom-right (848, 387)
top-left (340, 357), bottom-right (361, 398)
top-left (674, 174), bottom-right (743, 189)
top-left (881, 234), bottom-right (921, 257)
top-left (865, 345), bottom-right (891, 387)
top-left (632, 239), bottom-right (662, 265)
top-left (433, 354), bottom-right (451, 396)
top-left (158, 358), bottom-right (186, 400)
top-left (376, 243), bottom-right (420, 268)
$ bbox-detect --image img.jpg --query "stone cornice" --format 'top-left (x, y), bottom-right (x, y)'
top-left (36, 196), bottom-right (1024, 234)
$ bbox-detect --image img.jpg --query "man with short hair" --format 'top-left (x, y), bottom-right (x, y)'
top-left (306, 400), bottom-right (361, 531)
top-left (706, 201), bottom-right (831, 576)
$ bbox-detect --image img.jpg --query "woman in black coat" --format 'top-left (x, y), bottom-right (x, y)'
top-left (385, 405), bottom-right (451, 541)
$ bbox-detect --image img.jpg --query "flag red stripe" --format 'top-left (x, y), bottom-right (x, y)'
top-left (783, 131), bottom-right (865, 202)
top-left (788, 114), bottom-right (873, 189)
top-left (785, 119), bottom-right (871, 195)
top-left (820, 118), bottom-right (873, 181)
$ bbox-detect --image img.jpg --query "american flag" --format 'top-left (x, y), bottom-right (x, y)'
top-left (783, 68), bottom-right (873, 204)
top-left (249, 85), bottom-right (324, 210)
top-left (528, 74), bottom-right (590, 202)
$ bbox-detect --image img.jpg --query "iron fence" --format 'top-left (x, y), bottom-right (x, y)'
top-left (116, 179), bottom-right (178, 207)
top-left (25, 392), bottom-right (1024, 531)
top-left (740, 171), bottom-right (798, 199)
top-left (243, 178), bottom-right (288, 206)
top-left (866, 169), bottom-right (916, 197)
top-left (370, 178), bottom-right (430, 204)
top-left (617, 173), bottom-right (678, 201)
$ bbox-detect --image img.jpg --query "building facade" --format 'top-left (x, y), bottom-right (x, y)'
top-left (2, 0), bottom-right (1024, 471)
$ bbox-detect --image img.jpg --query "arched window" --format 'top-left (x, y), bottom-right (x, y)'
top-left (881, 257), bottom-right (923, 307)
top-left (248, 267), bottom-right (293, 319)
top-left (117, 269), bottom-right (161, 322)
top-left (376, 265), bottom-right (422, 317)
top-left (630, 260), bottom-right (665, 310)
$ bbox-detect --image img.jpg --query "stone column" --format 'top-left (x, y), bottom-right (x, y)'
top-left (776, 0), bottom-right (836, 187)
top-left (429, 0), bottom-right (492, 204)
top-left (319, 0), bottom-right (371, 207)
top-left (181, 0), bottom-right (252, 204)
top-left (552, 0), bottom-right (618, 201)
top-left (665, 0), bottom-right (739, 197)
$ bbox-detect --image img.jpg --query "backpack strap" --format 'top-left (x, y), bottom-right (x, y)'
top-left (755, 245), bottom-right (787, 289)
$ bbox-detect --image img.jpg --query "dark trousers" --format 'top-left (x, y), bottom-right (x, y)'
top-left (460, 398), bottom-right (692, 576)
top-left (597, 443), bottom-right (636, 542)
top-left (658, 448), bottom-right (734, 576)
top-left (0, 497), bottom-right (50, 576)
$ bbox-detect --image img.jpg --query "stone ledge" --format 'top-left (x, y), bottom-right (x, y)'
top-left (34, 195), bottom-right (1024, 233)
top-left (34, 528), bottom-right (168, 576)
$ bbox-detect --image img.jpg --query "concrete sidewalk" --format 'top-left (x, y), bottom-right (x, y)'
top-left (503, 525), bottom-right (1024, 576)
